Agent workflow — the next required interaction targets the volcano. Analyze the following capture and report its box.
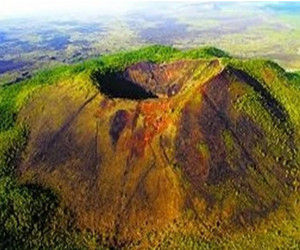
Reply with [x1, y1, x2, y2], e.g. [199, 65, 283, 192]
[2, 46, 299, 248]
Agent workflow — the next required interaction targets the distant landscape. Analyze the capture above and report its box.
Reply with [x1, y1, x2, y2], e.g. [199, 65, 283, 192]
[1, 2, 300, 85]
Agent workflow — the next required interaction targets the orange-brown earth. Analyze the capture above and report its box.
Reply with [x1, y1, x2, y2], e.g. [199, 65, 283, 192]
[17, 59, 297, 246]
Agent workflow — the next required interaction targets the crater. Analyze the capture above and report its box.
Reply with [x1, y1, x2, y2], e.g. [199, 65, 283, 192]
[92, 71, 158, 100]
[92, 60, 202, 100]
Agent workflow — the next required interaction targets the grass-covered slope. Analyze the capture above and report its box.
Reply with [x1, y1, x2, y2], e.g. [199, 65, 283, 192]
[0, 45, 299, 249]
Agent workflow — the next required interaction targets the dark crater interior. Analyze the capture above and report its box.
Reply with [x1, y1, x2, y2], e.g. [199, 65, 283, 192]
[92, 70, 158, 100]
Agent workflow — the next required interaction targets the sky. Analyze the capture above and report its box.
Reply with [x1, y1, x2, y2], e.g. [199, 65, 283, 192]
[0, 0, 136, 20]
[0, 0, 297, 20]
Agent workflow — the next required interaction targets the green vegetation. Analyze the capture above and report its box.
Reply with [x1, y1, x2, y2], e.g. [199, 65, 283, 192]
[0, 45, 299, 248]
[0, 123, 87, 248]
[178, 46, 231, 59]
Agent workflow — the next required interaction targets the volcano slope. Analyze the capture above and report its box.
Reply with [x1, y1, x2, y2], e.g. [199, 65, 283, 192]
[0, 46, 299, 248]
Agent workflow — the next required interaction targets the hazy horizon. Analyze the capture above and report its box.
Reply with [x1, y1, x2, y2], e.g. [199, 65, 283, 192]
[1, 1, 295, 20]
[1, 1, 299, 84]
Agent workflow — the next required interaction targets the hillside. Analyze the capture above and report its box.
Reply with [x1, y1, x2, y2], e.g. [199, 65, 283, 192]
[0, 45, 299, 248]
